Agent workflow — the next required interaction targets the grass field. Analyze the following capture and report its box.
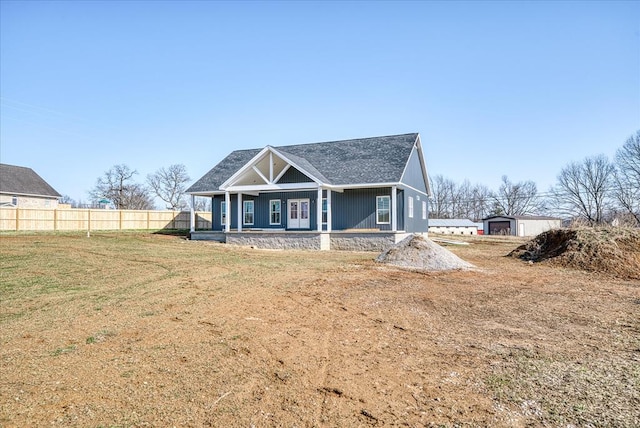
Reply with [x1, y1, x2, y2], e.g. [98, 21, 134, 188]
[1, 232, 638, 427]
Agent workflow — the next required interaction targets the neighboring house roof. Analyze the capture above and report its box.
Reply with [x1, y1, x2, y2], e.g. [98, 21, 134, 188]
[483, 215, 561, 221]
[0, 163, 61, 198]
[429, 219, 478, 227]
[188, 133, 423, 193]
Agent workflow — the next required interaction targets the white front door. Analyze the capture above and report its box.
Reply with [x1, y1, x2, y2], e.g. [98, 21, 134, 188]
[288, 199, 310, 229]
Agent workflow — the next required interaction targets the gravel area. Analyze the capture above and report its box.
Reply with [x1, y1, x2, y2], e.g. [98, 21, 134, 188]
[375, 234, 474, 271]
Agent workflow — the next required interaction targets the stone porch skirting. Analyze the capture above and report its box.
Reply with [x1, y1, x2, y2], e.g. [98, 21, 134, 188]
[189, 230, 419, 251]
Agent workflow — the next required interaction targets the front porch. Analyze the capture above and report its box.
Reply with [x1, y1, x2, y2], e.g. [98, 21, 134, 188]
[189, 229, 417, 251]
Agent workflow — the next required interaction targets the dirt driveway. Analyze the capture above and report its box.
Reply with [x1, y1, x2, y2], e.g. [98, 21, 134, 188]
[1, 233, 638, 427]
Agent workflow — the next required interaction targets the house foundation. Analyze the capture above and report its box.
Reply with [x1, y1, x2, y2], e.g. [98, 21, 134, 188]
[189, 230, 419, 251]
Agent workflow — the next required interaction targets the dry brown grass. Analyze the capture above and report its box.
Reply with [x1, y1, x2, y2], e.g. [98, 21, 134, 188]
[1, 232, 638, 427]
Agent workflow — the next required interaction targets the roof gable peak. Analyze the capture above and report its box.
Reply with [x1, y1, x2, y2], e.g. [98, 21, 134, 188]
[220, 145, 322, 190]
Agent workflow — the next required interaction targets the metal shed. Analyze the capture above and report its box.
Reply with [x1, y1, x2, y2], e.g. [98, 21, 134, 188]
[483, 215, 562, 237]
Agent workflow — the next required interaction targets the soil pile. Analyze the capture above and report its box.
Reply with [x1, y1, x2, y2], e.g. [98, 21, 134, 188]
[509, 227, 640, 280]
[376, 234, 474, 271]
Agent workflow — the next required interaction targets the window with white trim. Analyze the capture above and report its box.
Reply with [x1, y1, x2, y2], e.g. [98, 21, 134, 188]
[422, 201, 427, 220]
[408, 196, 414, 218]
[243, 200, 254, 225]
[270, 200, 281, 225]
[220, 201, 226, 225]
[376, 195, 390, 224]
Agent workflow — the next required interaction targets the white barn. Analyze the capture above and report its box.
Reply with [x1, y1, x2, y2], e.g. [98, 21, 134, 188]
[428, 218, 479, 235]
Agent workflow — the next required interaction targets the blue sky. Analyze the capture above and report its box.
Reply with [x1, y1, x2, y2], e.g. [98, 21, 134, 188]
[1, 0, 638, 205]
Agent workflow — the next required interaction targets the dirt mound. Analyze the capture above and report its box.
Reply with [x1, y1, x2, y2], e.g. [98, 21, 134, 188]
[509, 227, 640, 280]
[376, 234, 474, 271]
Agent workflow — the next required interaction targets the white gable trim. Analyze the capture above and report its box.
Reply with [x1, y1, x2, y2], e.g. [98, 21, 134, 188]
[220, 146, 271, 189]
[252, 165, 269, 184]
[220, 146, 324, 190]
[268, 146, 323, 185]
[225, 182, 319, 192]
[397, 183, 430, 197]
[398, 134, 431, 197]
[273, 164, 291, 184]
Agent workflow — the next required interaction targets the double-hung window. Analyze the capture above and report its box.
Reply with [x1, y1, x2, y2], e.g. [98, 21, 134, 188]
[243, 200, 254, 225]
[270, 200, 281, 225]
[422, 201, 427, 220]
[376, 195, 390, 224]
[408, 196, 414, 218]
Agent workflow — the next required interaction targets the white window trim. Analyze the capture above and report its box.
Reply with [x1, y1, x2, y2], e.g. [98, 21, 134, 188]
[422, 200, 427, 220]
[269, 199, 281, 225]
[408, 196, 414, 218]
[376, 195, 391, 225]
[243, 200, 254, 225]
[220, 201, 226, 225]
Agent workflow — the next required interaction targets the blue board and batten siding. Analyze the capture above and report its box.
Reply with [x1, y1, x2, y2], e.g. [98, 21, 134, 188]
[402, 188, 428, 232]
[277, 167, 315, 184]
[399, 146, 429, 233]
[211, 191, 318, 230]
[209, 188, 414, 232]
[401, 147, 428, 194]
[331, 188, 394, 231]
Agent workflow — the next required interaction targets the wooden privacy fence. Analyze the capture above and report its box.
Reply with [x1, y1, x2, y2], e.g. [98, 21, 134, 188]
[0, 207, 212, 232]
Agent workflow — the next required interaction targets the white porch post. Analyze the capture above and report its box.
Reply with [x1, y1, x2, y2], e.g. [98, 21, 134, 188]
[237, 192, 243, 232]
[326, 189, 332, 232]
[225, 191, 231, 233]
[317, 187, 323, 232]
[189, 194, 195, 233]
[391, 186, 397, 232]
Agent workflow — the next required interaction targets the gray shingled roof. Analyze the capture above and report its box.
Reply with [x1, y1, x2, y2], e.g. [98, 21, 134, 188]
[188, 133, 419, 193]
[0, 163, 61, 197]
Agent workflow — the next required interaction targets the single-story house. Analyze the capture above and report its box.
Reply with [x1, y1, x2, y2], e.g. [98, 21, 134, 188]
[428, 218, 479, 235]
[187, 133, 431, 251]
[0, 163, 61, 208]
[483, 215, 562, 237]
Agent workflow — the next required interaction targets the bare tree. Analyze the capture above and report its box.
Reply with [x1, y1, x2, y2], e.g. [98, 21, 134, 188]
[147, 164, 191, 210]
[192, 196, 212, 212]
[89, 164, 155, 209]
[121, 183, 156, 210]
[490, 175, 541, 216]
[613, 130, 640, 225]
[468, 183, 492, 221]
[59, 195, 76, 207]
[429, 175, 455, 218]
[552, 155, 615, 225]
[429, 175, 492, 220]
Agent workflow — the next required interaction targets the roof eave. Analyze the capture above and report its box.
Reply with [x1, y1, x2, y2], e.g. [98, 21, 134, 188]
[0, 191, 61, 199]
